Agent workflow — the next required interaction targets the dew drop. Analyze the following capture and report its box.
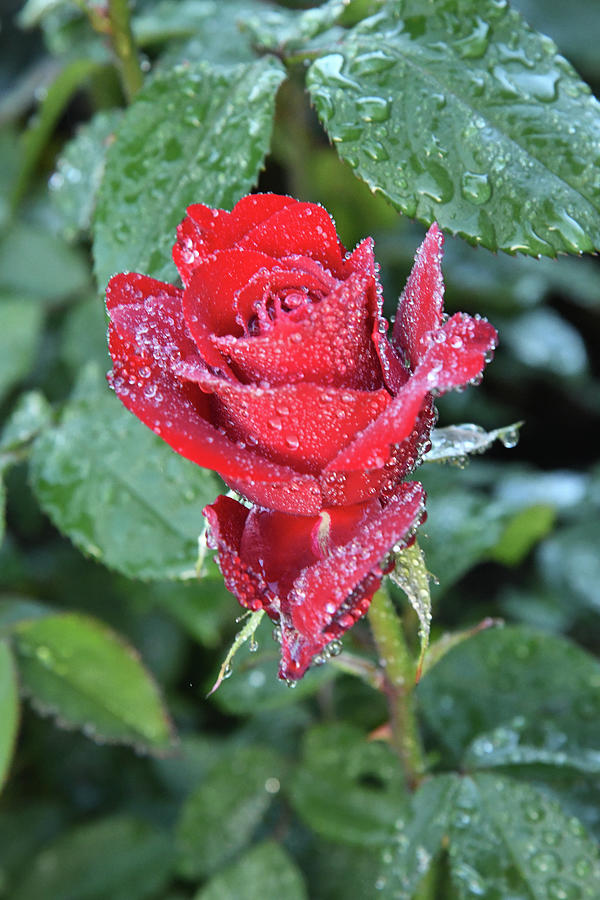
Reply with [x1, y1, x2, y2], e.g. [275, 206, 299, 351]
[461, 171, 492, 205]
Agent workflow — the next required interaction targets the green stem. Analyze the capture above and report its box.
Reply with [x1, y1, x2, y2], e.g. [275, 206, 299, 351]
[107, 0, 143, 102]
[368, 587, 425, 790]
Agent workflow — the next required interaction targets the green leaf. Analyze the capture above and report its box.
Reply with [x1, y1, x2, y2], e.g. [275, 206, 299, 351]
[93, 57, 286, 289]
[0, 223, 90, 303]
[377, 774, 459, 897]
[503, 308, 589, 376]
[13, 611, 174, 753]
[537, 521, 600, 614]
[389, 541, 432, 678]
[447, 775, 600, 899]
[11, 815, 173, 900]
[17, 0, 68, 28]
[308, 0, 600, 256]
[176, 745, 285, 878]
[424, 421, 523, 465]
[0, 596, 52, 635]
[418, 626, 600, 769]
[239, 0, 350, 53]
[380, 774, 600, 899]
[154, 0, 260, 70]
[50, 110, 122, 242]
[490, 503, 556, 566]
[512, 0, 600, 81]
[0, 391, 52, 456]
[60, 296, 110, 374]
[140, 576, 236, 648]
[30, 365, 218, 580]
[194, 841, 307, 900]
[0, 641, 19, 792]
[289, 723, 409, 847]
[0, 298, 44, 405]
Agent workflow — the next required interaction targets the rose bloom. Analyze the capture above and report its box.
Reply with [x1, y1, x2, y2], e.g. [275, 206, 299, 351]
[106, 194, 496, 680]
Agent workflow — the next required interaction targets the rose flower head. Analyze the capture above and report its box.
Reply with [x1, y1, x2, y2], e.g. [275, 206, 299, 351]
[106, 194, 497, 680]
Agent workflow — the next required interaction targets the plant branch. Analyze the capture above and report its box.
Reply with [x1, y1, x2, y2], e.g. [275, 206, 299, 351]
[368, 587, 425, 790]
[107, 0, 143, 102]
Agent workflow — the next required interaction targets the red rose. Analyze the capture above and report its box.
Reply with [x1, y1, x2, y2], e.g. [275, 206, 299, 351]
[106, 193, 497, 679]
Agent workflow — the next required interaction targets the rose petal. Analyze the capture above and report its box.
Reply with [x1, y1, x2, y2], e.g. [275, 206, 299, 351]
[108, 325, 322, 514]
[238, 201, 346, 275]
[203, 495, 280, 619]
[211, 270, 384, 389]
[174, 361, 391, 472]
[393, 223, 445, 370]
[173, 193, 295, 285]
[240, 501, 379, 596]
[106, 273, 197, 370]
[182, 249, 279, 373]
[280, 481, 426, 679]
[326, 313, 498, 471]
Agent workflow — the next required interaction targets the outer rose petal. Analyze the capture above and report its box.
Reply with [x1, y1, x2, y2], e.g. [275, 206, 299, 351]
[211, 271, 384, 390]
[203, 496, 280, 620]
[175, 360, 391, 472]
[173, 194, 295, 285]
[238, 201, 346, 275]
[326, 313, 498, 471]
[204, 482, 425, 681]
[282, 481, 425, 679]
[106, 273, 198, 370]
[106, 280, 324, 514]
[393, 223, 445, 369]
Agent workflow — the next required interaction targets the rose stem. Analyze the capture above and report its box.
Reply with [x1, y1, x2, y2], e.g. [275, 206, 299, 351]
[368, 587, 425, 790]
[107, 0, 143, 102]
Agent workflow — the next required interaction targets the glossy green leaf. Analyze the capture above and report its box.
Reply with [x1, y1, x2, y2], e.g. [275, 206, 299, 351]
[50, 110, 122, 242]
[93, 57, 286, 290]
[289, 723, 409, 847]
[418, 626, 600, 767]
[194, 841, 307, 900]
[239, 0, 350, 53]
[380, 774, 600, 899]
[154, 0, 260, 70]
[308, 0, 600, 256]
[0, 223, 90, 303]
[377, 774, 459, 897]
[30, 365, 218, 580]
[11, 815, 173, 900]
[13, 612, 174, 753]
[0, 299, 44, 405]
[447, 775, 600, 899]
[512, 0, 600, 80]
[0, 641, 19, 792]
[60, 296, 110, 374]
[176, 745, 285, 878]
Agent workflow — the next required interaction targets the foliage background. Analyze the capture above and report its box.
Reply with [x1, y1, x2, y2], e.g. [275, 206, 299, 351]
[1, 0, 600, 897]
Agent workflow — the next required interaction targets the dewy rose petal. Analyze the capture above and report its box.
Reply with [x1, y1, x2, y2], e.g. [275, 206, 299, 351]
[106, 193, 497, 680]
